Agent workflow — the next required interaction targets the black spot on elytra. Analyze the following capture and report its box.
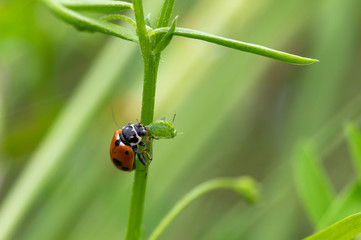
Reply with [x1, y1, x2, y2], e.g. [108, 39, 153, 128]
[115, 140, 120, 146]
[112, 159, 122, 166]
[122, 167, 129, 171]
[125, 151, 129, 155]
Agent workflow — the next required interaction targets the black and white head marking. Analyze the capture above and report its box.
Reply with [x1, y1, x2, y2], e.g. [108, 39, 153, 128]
[121, 123, 146, 147]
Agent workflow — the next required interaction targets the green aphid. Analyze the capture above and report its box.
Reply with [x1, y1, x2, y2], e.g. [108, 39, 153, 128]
[146, 120, 179, 139]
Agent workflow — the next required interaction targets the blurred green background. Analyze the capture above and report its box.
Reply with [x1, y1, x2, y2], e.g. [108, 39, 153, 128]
[0, 0, 361, 239]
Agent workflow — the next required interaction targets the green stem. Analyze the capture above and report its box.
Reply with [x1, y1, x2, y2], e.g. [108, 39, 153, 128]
[125, 0, 160, 239]
[148, 177, 258, 240]
[150, 27, 318, 65]
[133, 0, 151, 60]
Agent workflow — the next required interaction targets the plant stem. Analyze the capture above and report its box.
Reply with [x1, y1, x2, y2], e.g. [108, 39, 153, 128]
[148, 177, 258, 240]
[125, 57, 159, 240]
[125, 0, 160, 239]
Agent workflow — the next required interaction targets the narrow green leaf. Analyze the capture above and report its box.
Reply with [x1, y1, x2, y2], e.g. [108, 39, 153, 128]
[152, 16, 177, 54]
[145, 13, 153, 28]
[150, 27, 318, 65]
[155, 0, 176, 28]
[60, 0, 133, 13]
[293, 143, 335, 226]
[303, 212, 361, 240]
[316, 182, 361, 230]
[345, 123, 361, 179]
[43, 0, 138, 42]
[153, 0, 176, 49]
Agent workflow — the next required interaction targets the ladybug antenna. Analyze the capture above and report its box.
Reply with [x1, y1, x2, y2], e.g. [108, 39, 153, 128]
[111, 107, 121, 129]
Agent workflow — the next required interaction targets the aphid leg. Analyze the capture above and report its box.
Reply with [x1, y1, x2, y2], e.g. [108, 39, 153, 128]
[172, 113, 176, 125]
[144, 136, 151, 145]
[148, 140, 153, 160]
[145, 136, 158, 144]
[142, 151, 152, 161]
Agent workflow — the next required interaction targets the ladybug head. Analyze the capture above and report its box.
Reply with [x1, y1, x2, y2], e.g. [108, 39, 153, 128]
[121, 123, 147, 146]
[134, 123, 147, 137]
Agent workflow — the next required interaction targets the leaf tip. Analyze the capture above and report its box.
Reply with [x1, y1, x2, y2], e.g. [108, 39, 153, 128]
[295, 57, 319, 65]
[234, 177, 259, 203]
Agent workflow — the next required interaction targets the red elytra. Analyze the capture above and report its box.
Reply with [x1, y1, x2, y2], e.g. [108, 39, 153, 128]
[110, 129, 135, 171]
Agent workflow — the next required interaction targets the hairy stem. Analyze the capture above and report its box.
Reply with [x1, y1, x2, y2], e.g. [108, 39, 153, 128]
[125, 0, 160, 239]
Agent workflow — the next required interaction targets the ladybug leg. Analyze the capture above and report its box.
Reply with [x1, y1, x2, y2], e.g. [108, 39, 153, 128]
[133, 146, 147, 166]
[137, 142, 151, 162]
[137, 152, 147, 166]
[139, 137, 153, 161]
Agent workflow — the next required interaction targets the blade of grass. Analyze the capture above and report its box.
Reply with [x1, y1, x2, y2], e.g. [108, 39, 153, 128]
[0, 39, 136, 240]
[60, 1, 133, 13]
[293, 142, 335, 226]
[345, 123, 361, 179]
[304, 212, 361, 240]
[149, 27, 318, 65]
[316, 182, 361, 230]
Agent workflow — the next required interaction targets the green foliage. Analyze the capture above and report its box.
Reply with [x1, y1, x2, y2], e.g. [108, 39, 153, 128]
[2, 0, 360, 239]
[0, 39, 137, 240]
[43, 0, 138, 41]
[19, 0, 316, 239]
[316, 182, 361, 230]
[152, 16, 177, 54]
[297, 124, 361, 239]
[61, 1, 133, 13]
[293, 143, 335, 226]
[150, 27, 318, 65]
[304, 212, 361, 240]
[345, 123, 361, 179]
[43, 0, 317, 65]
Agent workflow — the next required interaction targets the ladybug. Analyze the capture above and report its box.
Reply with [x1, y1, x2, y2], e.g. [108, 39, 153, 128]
[110, 122, 148, 171]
